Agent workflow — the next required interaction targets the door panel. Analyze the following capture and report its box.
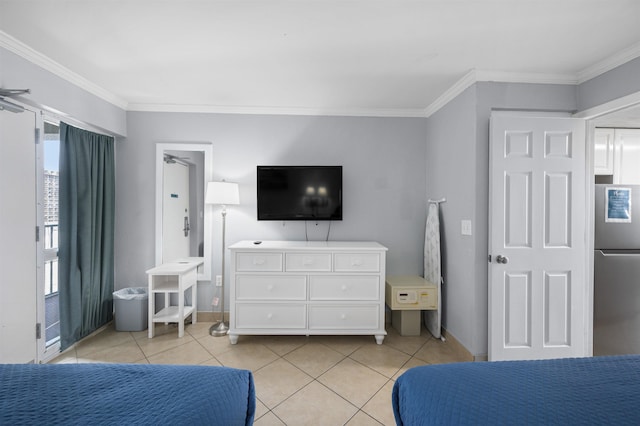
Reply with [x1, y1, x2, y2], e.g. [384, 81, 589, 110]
[545, 173, 571, 247]
[505, 172, 531, 247]
[0, 109, 37, 363]
[489, 114, 588, 361]
[504, 271, 531, 347]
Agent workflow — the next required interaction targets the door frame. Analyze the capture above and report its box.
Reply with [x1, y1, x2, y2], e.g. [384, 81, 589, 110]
[37, 113, 63, 363]
[574, 91, 640, 358]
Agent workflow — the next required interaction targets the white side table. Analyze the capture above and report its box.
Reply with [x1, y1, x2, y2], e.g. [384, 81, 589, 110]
[146, 259, 202, 338]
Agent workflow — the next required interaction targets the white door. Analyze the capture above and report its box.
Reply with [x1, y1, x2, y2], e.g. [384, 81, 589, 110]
[162, 161, 190, 262]
[0, 109, 37, 363]
[489, 114, 589, 361]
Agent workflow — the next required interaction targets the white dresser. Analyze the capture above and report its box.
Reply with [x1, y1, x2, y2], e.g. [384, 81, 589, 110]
[228, 241, 388, 344]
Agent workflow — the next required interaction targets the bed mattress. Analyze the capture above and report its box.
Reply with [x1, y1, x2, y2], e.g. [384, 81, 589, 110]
[0, 363, 255, 425]
[393, 355, 640, 425]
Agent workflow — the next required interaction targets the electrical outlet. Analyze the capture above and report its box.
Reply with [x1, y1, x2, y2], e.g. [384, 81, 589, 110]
[461, 220, 472, 236]
[215, 275, 222, 287]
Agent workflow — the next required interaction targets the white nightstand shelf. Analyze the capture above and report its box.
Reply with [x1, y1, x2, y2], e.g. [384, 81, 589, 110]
[146, 259, 203, 338]
[152, 305, 196, 323]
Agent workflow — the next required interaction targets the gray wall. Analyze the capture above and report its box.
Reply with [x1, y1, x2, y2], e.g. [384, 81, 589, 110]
[425, 85, 478, 353]
[0, 47, 126, 136]
[116, 112, 428, 311]
[578, 57, 640, 111]
[426, 82, 578, 357]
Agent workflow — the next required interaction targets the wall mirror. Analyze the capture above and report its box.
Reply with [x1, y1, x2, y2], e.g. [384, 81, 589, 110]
[155, 142, 213, 281]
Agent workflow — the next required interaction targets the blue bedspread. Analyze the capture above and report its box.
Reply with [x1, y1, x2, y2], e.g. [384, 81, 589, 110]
[393, 355, 640, 425]
[0, 363, 255, 425]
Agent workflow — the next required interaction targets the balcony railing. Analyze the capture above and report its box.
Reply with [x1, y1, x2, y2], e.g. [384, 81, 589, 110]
[44, 223, 60, 345]
[44, 223, 58, 296]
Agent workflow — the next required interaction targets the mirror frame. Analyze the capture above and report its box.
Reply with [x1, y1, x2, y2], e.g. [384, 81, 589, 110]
[155, 142, 213, 281]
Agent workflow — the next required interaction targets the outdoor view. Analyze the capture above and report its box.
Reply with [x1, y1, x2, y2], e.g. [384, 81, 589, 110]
[44, 121, 60, 346]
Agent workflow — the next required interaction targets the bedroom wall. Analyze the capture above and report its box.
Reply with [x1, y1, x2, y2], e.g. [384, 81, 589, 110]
[578, 56, 640, 111]
[426, 82, 578, 358]
[424, 85, 478, 354]
[0, 47, 126, 136]
[116, 112, 428, 312]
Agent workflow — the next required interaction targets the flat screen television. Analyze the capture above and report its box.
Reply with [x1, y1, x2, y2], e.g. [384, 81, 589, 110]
[257, 166, 342, 221]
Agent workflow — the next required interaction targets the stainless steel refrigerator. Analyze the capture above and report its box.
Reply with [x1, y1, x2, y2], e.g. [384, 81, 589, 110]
[594, 184, 640, 355]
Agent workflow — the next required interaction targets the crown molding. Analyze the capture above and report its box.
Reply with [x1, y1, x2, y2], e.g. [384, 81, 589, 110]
[423, 70, 478, 117]
[0, 30, 128, 110]
[424, 69, 578, 117]
[127, 102, 427, 118]
[577, 41, 640, 84]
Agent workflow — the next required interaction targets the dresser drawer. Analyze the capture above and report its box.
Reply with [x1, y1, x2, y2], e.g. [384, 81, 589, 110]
[309, 276, 379, 301]
[236, 253, 283, 272]
[235, 304, 306, 329]
[236, 275, 306, 300]
[334, 253, 380, 272]
[285, 253, 332, 272]
[308, 305, 379, 329]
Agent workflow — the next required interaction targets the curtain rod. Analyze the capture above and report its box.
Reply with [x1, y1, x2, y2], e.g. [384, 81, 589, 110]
[40, 109, 117, 139]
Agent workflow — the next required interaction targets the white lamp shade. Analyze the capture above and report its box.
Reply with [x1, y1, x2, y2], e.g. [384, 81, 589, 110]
[205, 181, 240, 205]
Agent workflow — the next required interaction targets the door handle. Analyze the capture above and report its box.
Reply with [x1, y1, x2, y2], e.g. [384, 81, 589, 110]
[495, 255, 509, 264]
[183, 216, 190, 237]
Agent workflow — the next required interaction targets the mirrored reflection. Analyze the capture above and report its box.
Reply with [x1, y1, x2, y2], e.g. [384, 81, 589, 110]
[161, 150, 204, 262]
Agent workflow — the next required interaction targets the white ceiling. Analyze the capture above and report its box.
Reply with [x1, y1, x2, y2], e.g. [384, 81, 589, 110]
[1, 0, 640, 117]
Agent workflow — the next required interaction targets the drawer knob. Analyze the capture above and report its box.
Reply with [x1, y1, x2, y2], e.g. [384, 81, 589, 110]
[253, 258, 265, 265]
[341, 314, 347, 320]
[351, 259, 363, 266]
[341, 285, 348, 291]
[267, 284, 274, 291]
[303, 257, 314, 265]
[267, 313, 273, 320]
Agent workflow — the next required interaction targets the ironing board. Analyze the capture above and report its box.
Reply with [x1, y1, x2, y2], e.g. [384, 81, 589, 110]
[424, 201, 442, 339]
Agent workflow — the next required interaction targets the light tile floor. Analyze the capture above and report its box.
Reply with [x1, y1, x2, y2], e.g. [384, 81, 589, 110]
[52, 322, 472, 425]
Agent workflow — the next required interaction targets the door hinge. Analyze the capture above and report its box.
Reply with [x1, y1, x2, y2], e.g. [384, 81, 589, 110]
[35, 127, 41, 144]
[36, 323, 41, 340]
[35, 226, 40, 242]
[488, 254, 492, 263]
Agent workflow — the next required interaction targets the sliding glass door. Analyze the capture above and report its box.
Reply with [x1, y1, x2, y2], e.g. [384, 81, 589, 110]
[38, 120, 61, 361]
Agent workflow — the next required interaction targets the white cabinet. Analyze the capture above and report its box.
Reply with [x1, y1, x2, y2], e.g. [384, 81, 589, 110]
[594, 128, 640, 184]
[594, 128, 615, 175]
[228, 241, 388, 344]
[614, 129, 640, 184]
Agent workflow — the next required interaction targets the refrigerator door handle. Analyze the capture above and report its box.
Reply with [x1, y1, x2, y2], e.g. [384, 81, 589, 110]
[598, 250, 640, 257]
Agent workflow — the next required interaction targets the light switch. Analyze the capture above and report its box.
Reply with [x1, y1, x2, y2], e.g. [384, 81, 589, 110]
[461, 220, 472, 236]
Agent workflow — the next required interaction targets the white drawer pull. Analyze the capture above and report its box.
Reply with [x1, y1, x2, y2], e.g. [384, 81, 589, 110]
[267, 313, 273, 320]
[351, 259, 363, 266]
[341, 285, 348, 291]
[253, 258, 266, 265]
[303, 257, 314, 265]
[267, 284, 274, 291]
[340, 314, 347, 320]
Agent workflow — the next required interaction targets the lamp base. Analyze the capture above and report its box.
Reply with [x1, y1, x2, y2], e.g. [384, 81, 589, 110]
[209, 321, 229, 337]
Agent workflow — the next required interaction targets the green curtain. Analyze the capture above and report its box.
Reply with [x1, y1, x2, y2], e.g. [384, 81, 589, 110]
[58, 122, 115, 351]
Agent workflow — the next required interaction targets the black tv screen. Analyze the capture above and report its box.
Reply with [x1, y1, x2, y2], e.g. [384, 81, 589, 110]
[257, 166, 342, 221]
